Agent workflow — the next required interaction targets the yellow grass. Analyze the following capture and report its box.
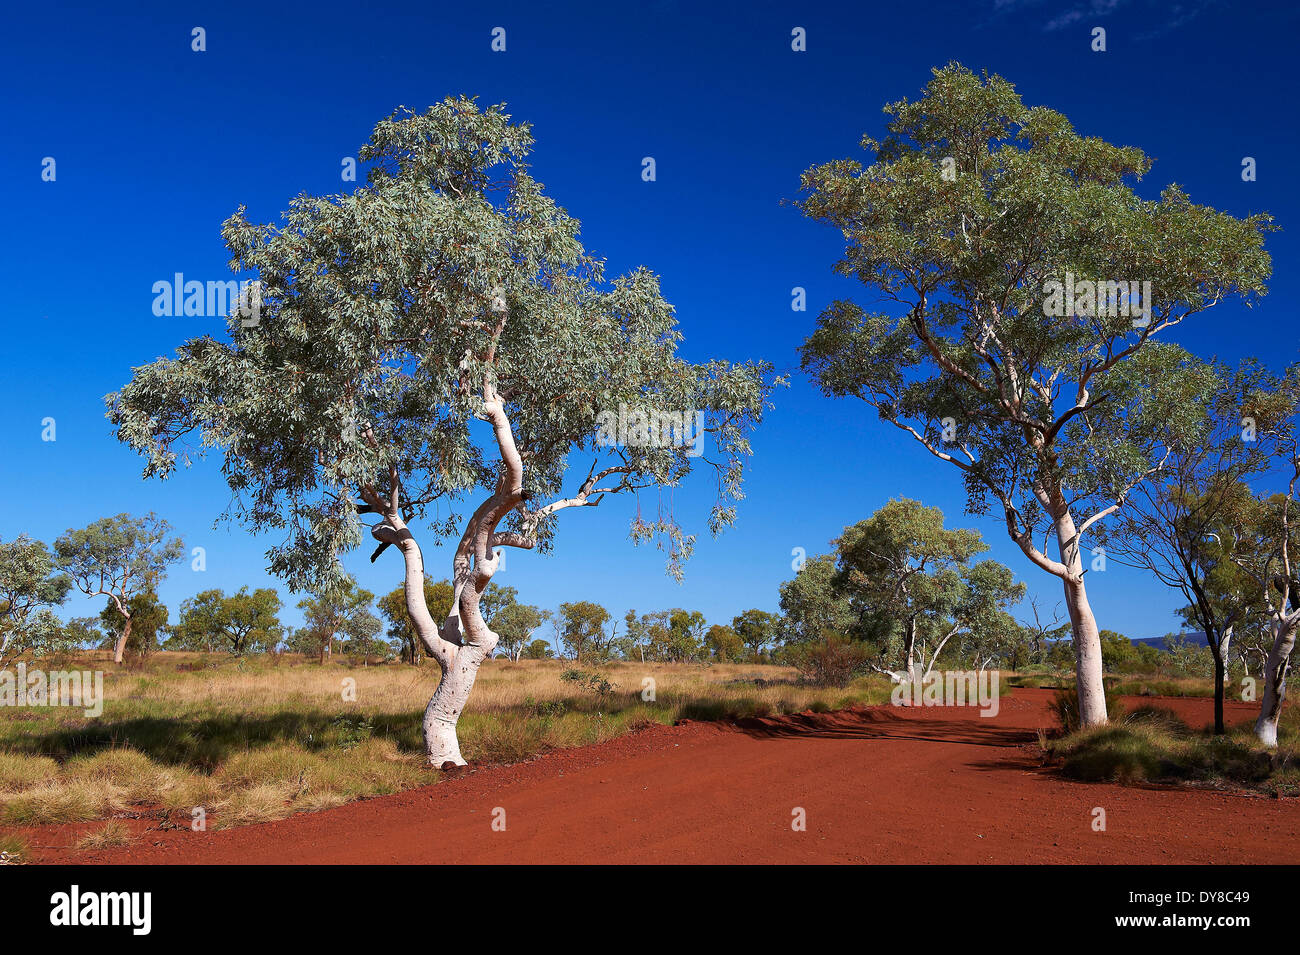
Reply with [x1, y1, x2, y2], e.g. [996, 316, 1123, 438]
[0, 652, 891, 835]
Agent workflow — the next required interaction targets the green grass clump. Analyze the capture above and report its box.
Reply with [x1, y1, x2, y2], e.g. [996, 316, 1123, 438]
[1051, 705, 1289, 791]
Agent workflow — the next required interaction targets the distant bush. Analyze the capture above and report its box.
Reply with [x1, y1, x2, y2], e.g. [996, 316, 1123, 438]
[560, 669, 617, 697]
[789, 634, 869, 688]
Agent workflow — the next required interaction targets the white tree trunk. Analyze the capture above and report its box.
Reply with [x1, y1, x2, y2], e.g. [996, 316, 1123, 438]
[1255, 617, 1297, 747]
[1062, 577, 1107, 726]
[1054, 509, 1107, 727]
[112, 613, 133, 665]
[903, 619, 918, 686]
[424, 642, 494, 766]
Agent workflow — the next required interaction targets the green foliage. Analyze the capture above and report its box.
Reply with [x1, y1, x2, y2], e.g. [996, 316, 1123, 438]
[171, 587, 284, 654]
[107, 99, 779, 594]
[777, 555, 855, 645]
[554, 601, 613, 662]
[832, 498, 1024, 672]
[622, 608, 707, 662]
[1052, 684, 1124, 733]
[520, 638, 554, 660]
[100, 591, 169, 663]
[559, 668, 617, 697]
[55, 514, 184, 610]
[493, 601, 549, 660]
[704, 623, 743, 662]
[731, 609, 777, 660]
[1099, 629, 1138, 671]
[0, 535, 71, 664]
[1162, 632, 1215, 678]
[292, 576, 380, 662]
[329, 715, 376, 750]
[1052, 708, 1285, 790]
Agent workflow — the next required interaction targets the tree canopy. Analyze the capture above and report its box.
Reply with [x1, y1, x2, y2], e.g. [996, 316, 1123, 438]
[108, 97, 778, 594]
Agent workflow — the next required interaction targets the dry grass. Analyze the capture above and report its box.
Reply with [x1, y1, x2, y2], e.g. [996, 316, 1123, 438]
[0, 652, 891, 834]
[1049, 704, 1300, 793]
[75, 820, 133, 850]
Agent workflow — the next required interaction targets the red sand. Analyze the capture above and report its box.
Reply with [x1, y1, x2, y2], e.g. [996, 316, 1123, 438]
[25, 688, 1299, 864]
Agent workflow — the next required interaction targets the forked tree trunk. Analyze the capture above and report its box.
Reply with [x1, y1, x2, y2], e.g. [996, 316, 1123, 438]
[112, 613, 133, 664]
[424, 639, 494, 766]
[1255, 618, 1297, 747]
[378, 498, 503, 768]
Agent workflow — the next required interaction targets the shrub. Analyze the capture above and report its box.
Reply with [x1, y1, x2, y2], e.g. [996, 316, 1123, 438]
[789, 634, 869, 688]
[559, 669, 616, 697]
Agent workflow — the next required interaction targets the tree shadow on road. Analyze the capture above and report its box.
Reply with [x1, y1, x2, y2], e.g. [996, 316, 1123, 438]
[730, 706, 1040, 749]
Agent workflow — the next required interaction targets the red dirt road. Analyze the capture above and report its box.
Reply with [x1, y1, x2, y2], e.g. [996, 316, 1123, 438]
[32, 688, 1300, 864]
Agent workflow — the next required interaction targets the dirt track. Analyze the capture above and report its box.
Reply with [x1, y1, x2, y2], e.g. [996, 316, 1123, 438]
[33, 688, 1300, 864]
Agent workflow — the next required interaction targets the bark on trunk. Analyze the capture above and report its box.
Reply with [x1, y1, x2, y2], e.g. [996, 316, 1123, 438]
[112, 614, 133, 665]
[1052, 507, 1107, 728]
[1207, 625, 1231, 737]
[1255, 618, 1296, 747]
[1062, 576, 1107, 727]
[424, 641, 493, 766]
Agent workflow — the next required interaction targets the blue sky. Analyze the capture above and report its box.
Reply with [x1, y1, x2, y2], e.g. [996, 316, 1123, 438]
[2, 0, 1296, 640]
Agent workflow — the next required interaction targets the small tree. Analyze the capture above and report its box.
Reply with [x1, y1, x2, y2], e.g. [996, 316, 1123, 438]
[776, 555, 856, 647]
[521, 638, 553, 660]
[1228, 453, 1300, 746]
[174, 587, 284, 655]
[0, 535, 71, 666]
[704, 623, 743, 662]
[108, 100, 776, 765]
[731, 609, 778, 662]
[101, 591, 168, 665]
[947, 560, 1027, 673]
[798, 64, 1273, 726]
[479, 583, 517, 627]
[494, 602, 549, 661]
[835, 498, 990, 682]
[662, 609, 706, 662]
[296, 577, 380, 664]
[555, 601, 613, 663]
[54, 514, 184, 664]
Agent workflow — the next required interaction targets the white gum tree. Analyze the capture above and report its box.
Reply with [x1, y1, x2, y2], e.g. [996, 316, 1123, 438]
[108, 99, 778, 766]
[797, 64, 1274, 727]
[1229, 443, 1300, 746]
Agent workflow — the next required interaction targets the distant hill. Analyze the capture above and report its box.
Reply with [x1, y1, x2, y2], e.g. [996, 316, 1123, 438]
[1129, 633, 1201, 653]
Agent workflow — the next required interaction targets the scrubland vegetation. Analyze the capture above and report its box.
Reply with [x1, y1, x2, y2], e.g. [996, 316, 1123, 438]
[0, 653, 892, 838]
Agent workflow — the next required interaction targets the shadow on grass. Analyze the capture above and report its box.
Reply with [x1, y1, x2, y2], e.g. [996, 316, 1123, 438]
[4, 710, 428, 769]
